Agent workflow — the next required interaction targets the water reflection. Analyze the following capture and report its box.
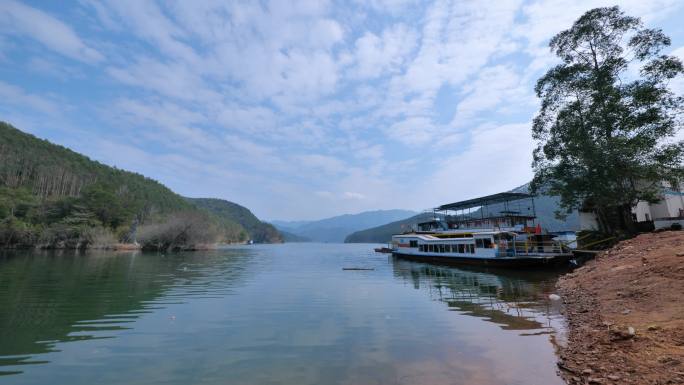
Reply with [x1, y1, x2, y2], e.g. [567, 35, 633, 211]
[390, 257, 562, 333]
[0, 244, 565, 385]
[0, 248, 256, 375]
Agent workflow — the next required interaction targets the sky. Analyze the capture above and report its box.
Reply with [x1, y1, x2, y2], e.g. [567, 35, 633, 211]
[1, 0, 683, 221]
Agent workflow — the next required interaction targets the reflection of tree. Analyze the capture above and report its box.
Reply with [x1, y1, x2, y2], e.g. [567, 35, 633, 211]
[391, 257, 559, 331]
[0, 248, 254, 375]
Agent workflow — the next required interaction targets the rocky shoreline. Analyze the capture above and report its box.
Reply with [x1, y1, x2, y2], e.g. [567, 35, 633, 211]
[556, 231, 684, 384]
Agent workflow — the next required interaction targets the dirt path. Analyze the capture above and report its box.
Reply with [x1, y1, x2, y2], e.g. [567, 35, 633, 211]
[556, 231, 684, 385]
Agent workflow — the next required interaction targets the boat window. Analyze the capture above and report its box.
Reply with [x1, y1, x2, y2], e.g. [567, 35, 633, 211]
[458, 244, 464, 253]
[428, 244, 434, 252]
[483, 239, 492, 248]
[469, 244, 475, 253]
[439, 245, 444, 253]
[409, 240, 418, 248]
[475, 239, 483, 248]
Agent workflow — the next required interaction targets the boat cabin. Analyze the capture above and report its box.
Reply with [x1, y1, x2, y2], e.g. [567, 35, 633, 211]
[391, 192, 571, 266]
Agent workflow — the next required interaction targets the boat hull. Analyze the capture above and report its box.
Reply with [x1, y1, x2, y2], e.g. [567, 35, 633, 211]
[392, 251, 572, 268]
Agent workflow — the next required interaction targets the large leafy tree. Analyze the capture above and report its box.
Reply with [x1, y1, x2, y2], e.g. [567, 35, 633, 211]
[531, 6, 684, 234]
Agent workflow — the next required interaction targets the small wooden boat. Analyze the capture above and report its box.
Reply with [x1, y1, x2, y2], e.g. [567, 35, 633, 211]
[374, 247, 393, 253]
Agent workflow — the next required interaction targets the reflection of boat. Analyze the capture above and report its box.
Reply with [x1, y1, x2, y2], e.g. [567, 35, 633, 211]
[391, 193, 573, 268]
[390, 257, 561, 332]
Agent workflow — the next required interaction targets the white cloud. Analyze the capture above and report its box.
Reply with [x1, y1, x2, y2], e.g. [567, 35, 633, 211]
[343, 191, 365, 200]
[2, 0, 684, 220]
[669, 46, 684, 96]
[0, 81, 60, 114]
[359, 0, 419, 13]
[423, 123, 535, 207]
[385, 116, 438, 146]
[296, 154, 347, 175]
[452, 65, 531, 124]
[352, 24, 417, 79]
[0, 0, 103, 63]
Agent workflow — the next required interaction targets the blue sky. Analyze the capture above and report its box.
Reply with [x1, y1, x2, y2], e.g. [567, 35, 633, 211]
[1, 0, 683, 220]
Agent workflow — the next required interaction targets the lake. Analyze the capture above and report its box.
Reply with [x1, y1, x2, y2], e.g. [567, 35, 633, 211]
[0, 243, 565, 385]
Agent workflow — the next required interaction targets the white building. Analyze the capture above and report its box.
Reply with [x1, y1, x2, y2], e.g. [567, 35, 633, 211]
[580, 181, 684, 231]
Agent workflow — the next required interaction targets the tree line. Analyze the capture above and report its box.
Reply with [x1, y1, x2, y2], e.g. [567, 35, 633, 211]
[0, 122, 281, 250]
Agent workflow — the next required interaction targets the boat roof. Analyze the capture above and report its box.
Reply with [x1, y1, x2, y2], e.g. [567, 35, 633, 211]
[437, 192, 533, 211]
[395, 229, 517, 236]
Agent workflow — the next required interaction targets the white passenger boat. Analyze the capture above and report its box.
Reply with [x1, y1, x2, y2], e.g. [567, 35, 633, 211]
[391, 193, 573, 268]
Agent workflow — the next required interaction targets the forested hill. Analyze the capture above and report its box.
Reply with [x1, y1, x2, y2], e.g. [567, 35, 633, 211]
[0, 122, 191, 214]
[0, 122, 279, 249]
[187, 198, 282, 243]
[343, 212, 437, 243]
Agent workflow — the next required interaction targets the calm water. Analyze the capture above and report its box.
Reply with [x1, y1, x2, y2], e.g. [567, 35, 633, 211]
[0, 243, 565, 385]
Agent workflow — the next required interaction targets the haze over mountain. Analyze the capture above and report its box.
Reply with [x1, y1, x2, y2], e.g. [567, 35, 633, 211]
[272, 209, 416, 243]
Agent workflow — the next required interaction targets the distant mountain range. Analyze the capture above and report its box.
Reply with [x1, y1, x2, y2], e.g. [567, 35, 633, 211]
[272, 209, 417, 243]
[344, 184, 580, 243]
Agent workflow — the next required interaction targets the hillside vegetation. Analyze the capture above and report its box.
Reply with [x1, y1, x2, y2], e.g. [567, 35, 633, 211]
[344, 213, 437, 243]
[187, 198, 282, 243]
[0, 122, 280, 249]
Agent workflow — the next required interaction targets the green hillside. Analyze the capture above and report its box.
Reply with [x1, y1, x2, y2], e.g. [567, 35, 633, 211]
[0, 121, 271, 249]
[187, 198, 282, 243]
[343, 213, 437, 243]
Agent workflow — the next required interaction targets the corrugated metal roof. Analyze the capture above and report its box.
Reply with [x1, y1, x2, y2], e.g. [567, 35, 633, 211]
[437, 192, 533, 211]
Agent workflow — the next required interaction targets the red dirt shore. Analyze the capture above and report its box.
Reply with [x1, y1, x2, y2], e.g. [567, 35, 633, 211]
[556, 231, 684, 385]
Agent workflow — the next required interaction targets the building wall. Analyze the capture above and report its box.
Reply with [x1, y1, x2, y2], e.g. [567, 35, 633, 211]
[633, 201, 652, 221]
[579, 211, 599, 231]
[659, 191, 684, 218]
[579, 182, 684, 231]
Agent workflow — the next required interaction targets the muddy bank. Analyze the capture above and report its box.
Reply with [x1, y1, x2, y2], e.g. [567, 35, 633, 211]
[556, 231, 684, 384]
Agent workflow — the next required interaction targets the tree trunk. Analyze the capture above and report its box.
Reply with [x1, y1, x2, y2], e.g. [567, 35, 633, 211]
[596, 204, 636, 236]
[617, 203, 636, 236]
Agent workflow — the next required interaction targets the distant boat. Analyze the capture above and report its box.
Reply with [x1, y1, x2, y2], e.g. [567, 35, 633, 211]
[374, 246, 392, 253]
[391, 193, 572, 268]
